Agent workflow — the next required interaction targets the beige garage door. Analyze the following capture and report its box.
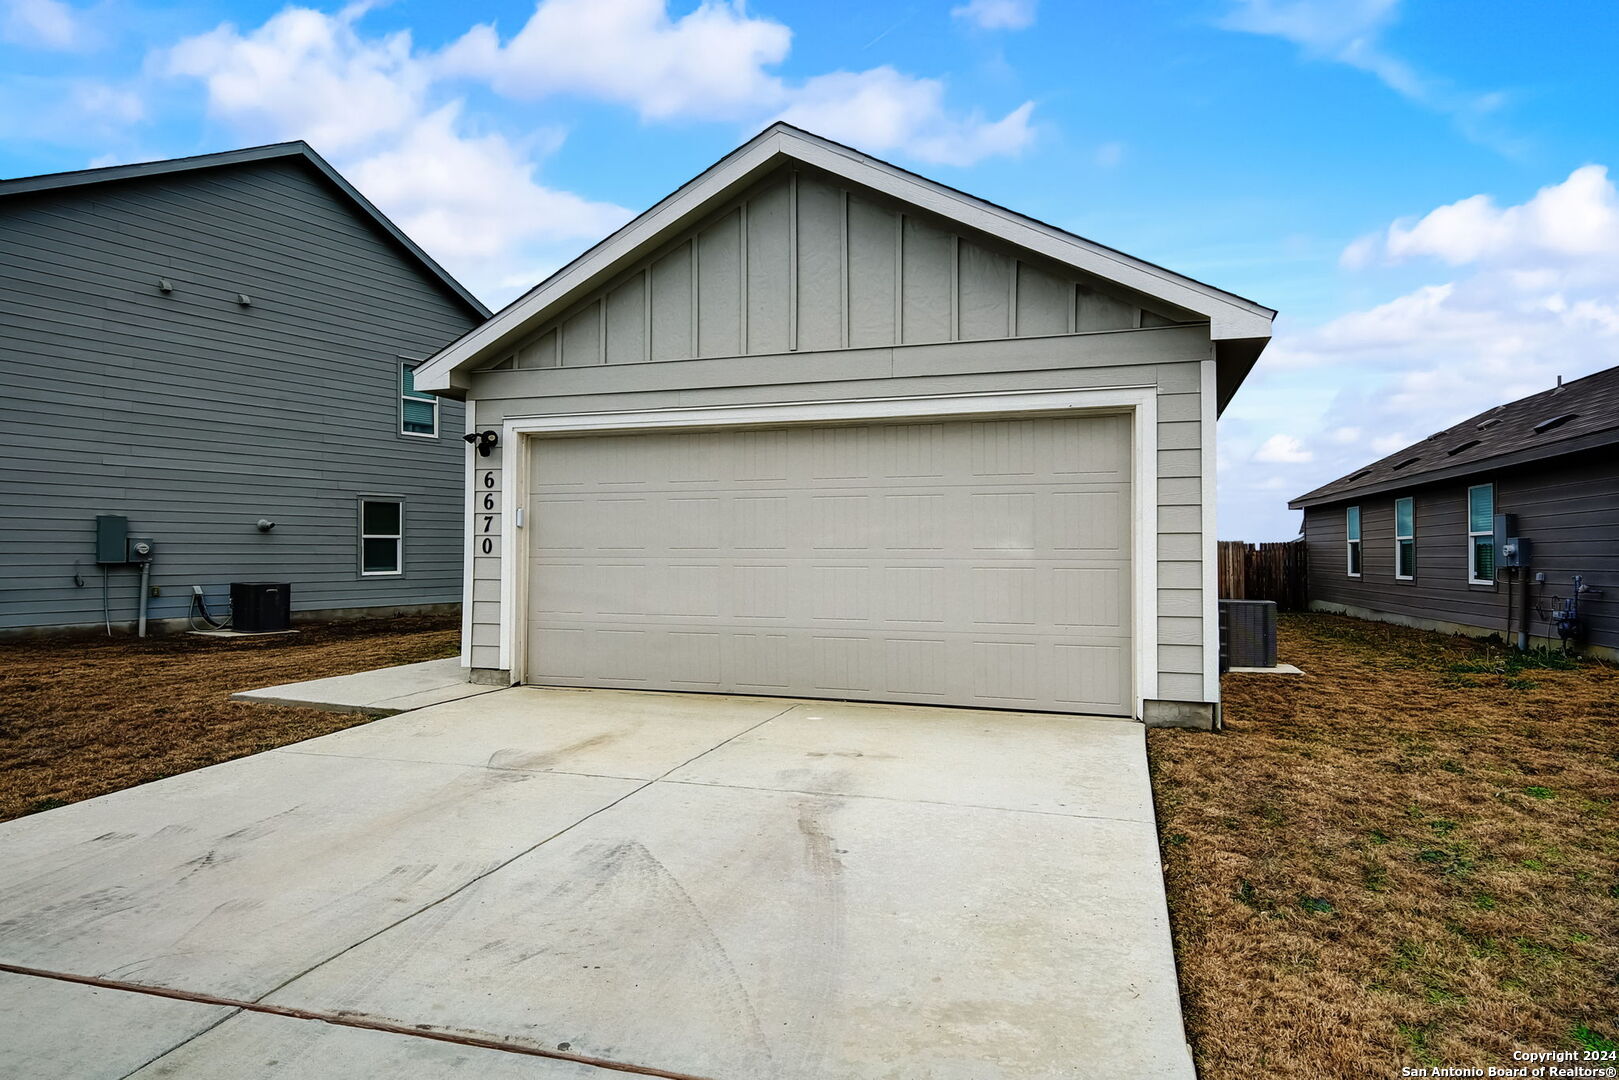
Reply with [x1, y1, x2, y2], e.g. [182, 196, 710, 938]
[525, 414, 1132, 715]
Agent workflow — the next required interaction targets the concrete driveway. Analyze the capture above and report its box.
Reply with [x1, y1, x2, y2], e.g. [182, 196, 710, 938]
[0, 687, 1193, 1079]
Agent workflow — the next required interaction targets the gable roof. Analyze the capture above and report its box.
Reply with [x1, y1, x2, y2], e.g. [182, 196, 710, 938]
[1290, 364, 1619, 509]
[413, 122, 1274, 398]
[0, 142, 490, 319]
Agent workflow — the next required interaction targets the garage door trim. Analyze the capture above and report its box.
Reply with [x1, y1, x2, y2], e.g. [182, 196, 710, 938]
[496, 386, 1160, 716]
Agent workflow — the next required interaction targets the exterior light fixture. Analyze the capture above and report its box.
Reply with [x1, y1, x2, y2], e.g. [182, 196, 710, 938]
[463, 430, 499, 457]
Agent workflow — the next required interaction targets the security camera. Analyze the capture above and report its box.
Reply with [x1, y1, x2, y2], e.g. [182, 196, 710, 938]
[462, 430, 500, 457]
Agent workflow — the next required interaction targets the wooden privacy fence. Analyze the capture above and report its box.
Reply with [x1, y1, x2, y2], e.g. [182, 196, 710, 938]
[1219, 539, 1309, 611]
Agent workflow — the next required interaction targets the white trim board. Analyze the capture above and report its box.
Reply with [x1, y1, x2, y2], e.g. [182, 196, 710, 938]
[458, 405, 477, 667]
[416, 124, 1274, 393]
[1199, 358, 1221, 705]
[495, 386, 1162, 719]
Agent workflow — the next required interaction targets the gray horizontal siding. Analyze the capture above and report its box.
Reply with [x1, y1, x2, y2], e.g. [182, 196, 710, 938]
[1303, 454, 1618, 651]
[0, 157, 482, 631]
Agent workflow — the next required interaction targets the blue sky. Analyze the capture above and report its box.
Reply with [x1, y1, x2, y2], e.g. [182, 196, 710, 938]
[4, 0, 1617, 539]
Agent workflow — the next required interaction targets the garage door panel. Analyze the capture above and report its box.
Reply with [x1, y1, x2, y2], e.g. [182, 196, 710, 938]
[733, 563, 790, 619]
[528, 417, 1132, 715]
[1052, 644, 1128, 710]
[526, 624, 1131, 709]
[883, 637, 952, 696]
[733, 496, 788, 549]
[667, 632, 723, 687]
[533, 560, 1127, 634]
[731, 632, 791, 688]
[1052, 567, 1127, 628]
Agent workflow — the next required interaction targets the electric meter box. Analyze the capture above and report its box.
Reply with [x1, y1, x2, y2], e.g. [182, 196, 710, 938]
[1495, 514, 1530, 568]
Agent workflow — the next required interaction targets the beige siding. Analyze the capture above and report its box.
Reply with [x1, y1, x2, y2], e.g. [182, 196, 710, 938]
[483, 167, 1187, 373]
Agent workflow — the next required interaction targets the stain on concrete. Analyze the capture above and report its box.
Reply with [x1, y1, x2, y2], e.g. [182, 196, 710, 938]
[486, 731, 621, 773]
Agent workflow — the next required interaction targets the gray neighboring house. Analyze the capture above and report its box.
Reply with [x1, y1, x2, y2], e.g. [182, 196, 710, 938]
[0, 143, 490, 634]
[415, 124, 1275, 727]
[1291, 365, 1619, 659]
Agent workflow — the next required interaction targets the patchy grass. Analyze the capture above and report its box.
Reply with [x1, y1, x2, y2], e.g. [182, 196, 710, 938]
[1148, 613, 1619, 1079]
[0, 615, 459, 822]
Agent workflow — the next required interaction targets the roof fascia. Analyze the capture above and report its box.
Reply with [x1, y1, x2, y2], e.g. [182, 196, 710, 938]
[1289, 425, 1619, 508]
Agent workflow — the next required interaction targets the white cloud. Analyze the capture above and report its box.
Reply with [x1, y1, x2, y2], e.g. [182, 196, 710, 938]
[1221, 0, 1397, 54]
[1220, 164, 1619, 539]
[437, 0, 790, 121]
[166, 6, 429, 152]
[1377, 165, 1619, 267]
[1253, 433, 1313, 463]
[775, 69, 1034, 167]
[1219, 0, 1516, 152]
[951, 0, 1037, 31]
[161, 1, 1037, 303]
[346, 104, 629, 279]
[1094, 141, 1125, 168]
[163, 5, 630, 304]
[70, 80, 143, 124]
[1, 0, 84, 50]
[439, 0, 1034, 167]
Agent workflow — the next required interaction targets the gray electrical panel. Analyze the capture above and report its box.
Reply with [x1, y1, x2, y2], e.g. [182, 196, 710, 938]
[1495, 513, 1530, 568]
[126, 537, 156, 564]
[95, 515, 128, 564]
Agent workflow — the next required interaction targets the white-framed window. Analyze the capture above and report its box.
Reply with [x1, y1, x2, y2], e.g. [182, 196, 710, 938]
[359, 497, 403, 576]
[1394, 496, 1415, 580]
[1468, 483, 1495, 585]
[401, 362, 438, 437]
[1346, 505, 1362, 577]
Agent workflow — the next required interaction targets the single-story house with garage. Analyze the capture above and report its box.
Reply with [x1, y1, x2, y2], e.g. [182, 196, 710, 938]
[0, 143, 488, 635]
[414, 123, 1275, 727]
[1290, 365, 1618, 660]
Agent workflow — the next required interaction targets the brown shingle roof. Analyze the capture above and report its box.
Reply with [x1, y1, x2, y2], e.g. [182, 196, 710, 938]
[1289, 364, 1619, 509]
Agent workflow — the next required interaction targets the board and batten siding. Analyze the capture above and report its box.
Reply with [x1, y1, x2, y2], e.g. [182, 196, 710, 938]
[1302, 454, 1619, 655]
[464, 325, 1215, 704]
[482, 166, 1182, 374]
[0, 157, 482, 631]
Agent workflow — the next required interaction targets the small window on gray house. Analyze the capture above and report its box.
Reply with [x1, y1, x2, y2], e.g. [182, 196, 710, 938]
[1346, 506, 1362, 577]
[401, 362, 438, 437]
[1468, 484, 1495, 584]
[1394, 496, 1415, 580]
[360, 498, 403, 576]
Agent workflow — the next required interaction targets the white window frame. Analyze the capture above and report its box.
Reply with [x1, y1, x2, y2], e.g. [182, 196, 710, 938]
[359, 496, 404, 577]
[1345, 505, 1362, 578]
[400, 361, 439, 439]
[1468, 483, 1495, 585]
[1394, 496, 1415, 581]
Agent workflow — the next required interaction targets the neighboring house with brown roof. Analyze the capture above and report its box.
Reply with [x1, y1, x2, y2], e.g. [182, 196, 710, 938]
[1290, 365, 1619, 659]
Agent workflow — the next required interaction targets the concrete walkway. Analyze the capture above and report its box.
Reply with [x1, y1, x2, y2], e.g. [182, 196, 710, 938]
[230, 657, 498, 714]
[0, 688, 1193, 1079]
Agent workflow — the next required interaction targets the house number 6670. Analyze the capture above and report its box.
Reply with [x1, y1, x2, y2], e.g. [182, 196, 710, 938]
[481, 472, 496, 553]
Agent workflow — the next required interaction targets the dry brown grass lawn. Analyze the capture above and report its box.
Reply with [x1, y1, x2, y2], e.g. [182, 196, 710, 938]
[1149, 613, 1619, 1079]
[0, 615, 459, 822]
